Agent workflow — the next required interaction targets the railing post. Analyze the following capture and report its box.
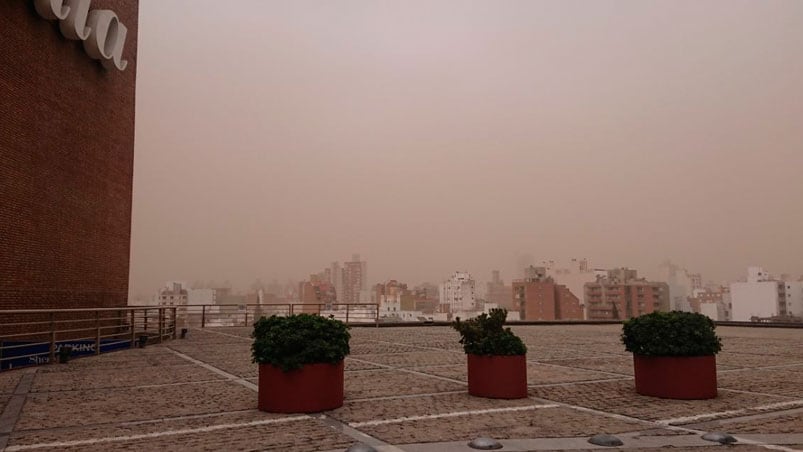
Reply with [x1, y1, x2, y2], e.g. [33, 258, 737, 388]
[49, 312, 56, 363]
[376, 304, 379, 328]
[244, 308, 248, 327]
[172, 308, 177, 339]
[95, 310, 101, 355]
[130, 309, 136, 348]
[158, 308, 164, 343]
[201, 305, 206, 328]
[289, 304, 294, 315]
[345, 304, 350, 325]
[144, 309, 148, 332]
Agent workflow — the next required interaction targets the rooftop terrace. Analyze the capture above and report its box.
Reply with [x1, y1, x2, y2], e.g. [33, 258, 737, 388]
[1, 324, 802, 451]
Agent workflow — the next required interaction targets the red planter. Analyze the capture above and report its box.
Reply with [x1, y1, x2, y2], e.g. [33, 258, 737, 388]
[633, 354, 717, 400]
[258, 361, 344, 413]
[467, 354, 527, 399]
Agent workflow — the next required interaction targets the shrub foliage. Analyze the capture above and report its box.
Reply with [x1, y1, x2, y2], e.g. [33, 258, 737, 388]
[251, 314, 351, 371]
[452, 308, 527, 356]
[621, 311, 722, 357]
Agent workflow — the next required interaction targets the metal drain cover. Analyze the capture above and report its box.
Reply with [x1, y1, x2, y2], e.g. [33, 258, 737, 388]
[588, 434, 624, 447]
[345, 443, 377, 452]
[468, 437, 503, 450]
[702, 432, 737, 444]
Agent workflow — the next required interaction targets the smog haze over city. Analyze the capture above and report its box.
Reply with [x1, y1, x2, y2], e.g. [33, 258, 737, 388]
[130, 0, 803, 298]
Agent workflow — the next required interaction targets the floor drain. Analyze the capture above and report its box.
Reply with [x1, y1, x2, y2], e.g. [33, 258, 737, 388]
[345, 442, 377, 452]
[588, 434, 624, 447]
[702, 432, 737, 444]
[468, 437, 503, 450]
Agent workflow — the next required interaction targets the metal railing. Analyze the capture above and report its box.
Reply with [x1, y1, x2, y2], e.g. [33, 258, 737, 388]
[170, 303, 380, 328]
[0, 307, 177, 371]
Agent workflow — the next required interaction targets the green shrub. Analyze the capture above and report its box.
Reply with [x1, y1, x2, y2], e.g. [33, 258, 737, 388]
[452, 308, 527, 356]
[251, 314, 350, 371]
[621, 311, 722, 356]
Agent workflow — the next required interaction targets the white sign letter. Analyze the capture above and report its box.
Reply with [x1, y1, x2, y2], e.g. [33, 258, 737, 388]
[34, 0, 70, 20]
[103, 21, 128, 71]
[59, 0, 92, 40]
[83, 10, 118, 62]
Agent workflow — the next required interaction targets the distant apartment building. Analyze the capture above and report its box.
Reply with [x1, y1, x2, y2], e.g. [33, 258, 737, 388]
[543, 258, 602, 319]
[440, 272, 476, 313]
[158, 281, 188, 307]
[730, 266, 803, 322]
[585, 268, 669, 320]
[687, 286, 731, 321]
[513, 267, 584, 320]
[659, 261, 699, 311]
[342, 254, 368, 303]
[486, 270, 513, 310]
[375, 280, 423, 320]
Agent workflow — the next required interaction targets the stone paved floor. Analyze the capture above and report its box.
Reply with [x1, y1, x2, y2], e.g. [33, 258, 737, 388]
[1, 324, 802, 451]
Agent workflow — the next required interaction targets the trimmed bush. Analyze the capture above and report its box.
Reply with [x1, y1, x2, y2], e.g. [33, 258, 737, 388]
[621, 311, 722, 357]
[252, 314, 350, 372]
[452, 308, 527, 356]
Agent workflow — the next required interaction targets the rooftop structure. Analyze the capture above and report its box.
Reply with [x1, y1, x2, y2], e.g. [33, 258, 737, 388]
[1, 324, 801, 450]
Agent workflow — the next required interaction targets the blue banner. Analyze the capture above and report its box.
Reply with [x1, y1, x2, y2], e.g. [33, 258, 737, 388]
[0, 339, 132, 370]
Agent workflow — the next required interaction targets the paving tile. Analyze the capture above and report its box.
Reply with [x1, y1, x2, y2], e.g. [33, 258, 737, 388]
[359, 406, 645, 444]
[10, 418, 352, 452]
[15, 380, 256, 430]
[329, 392, 536, 423]
[694, 413, 803, 434]
[540, 356, 634, 376]
[349, 342, 423, 355]
[31, 363, 224, 392]
[719, 368, 803, 398]
[354, 351, 465, 368]
[345, 369, 464, 399]
[0, 371, 22, 394]
[530, 379, 788, 422]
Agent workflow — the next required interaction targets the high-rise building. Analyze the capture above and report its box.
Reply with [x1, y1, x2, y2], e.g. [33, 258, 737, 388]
[1, 1, 139, 312]
[486, 270, 513, 310]
[730, 266, 803, 321]
[585, 268, 669, 320]
[513, 267, 583, 320]
[341, 254, 367, 303]
[439, 272, 476, 313]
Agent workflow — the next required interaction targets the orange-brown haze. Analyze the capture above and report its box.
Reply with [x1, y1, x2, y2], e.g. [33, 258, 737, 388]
[130, 0, 803, 298]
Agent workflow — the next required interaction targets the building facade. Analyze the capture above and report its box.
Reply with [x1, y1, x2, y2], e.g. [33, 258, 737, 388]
[585, 268, 669, 320]
[730, 266, 803, 321]
[341, 254, 367, 303]
[486, 270, 513, 310]
[513, 267, 584, 320]
[1, 1, 139, 311]
[439, 272, 476, 313]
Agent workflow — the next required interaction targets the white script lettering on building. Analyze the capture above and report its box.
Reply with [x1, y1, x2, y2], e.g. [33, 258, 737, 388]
[34, 0, 128, 71]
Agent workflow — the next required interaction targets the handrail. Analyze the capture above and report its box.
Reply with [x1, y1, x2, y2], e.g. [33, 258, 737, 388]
[0, 306, 177, 372]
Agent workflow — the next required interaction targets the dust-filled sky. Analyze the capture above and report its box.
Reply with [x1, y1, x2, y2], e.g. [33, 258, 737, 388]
[130, 0, 803, 298]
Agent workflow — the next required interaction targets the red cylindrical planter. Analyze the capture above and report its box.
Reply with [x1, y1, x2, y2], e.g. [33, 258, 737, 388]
[258, 361, 344, 413]
[467, 354, 527, 399]
[633, 355, 717, 400]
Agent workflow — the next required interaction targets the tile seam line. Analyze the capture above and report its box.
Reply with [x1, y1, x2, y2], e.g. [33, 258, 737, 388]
[527, 395, 800, 452]
[165, 345, 393, 449]
[2, 416, 309, 451]
[349, 404, 561, 427]
[165, 347, 257, 391]
[0, 369, 37, 450]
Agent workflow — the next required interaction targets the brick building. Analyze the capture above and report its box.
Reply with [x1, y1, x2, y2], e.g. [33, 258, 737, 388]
[584, 268, 670, 320]
[512, 267, 584, 320]
[1, 1, 139, 311]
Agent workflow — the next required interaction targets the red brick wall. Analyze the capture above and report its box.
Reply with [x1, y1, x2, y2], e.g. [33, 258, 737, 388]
[555, 285, 584, 320]
[0, 1, 138, 310]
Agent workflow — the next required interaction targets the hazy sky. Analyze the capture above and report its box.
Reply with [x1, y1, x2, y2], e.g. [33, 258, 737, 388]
[130, 0, 803, 297]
